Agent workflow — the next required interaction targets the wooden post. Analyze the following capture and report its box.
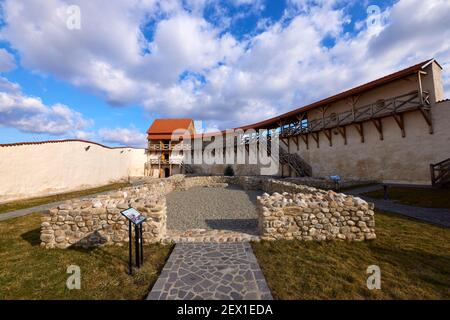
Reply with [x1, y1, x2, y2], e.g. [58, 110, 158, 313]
[158, 160, 161, 178]
[353, 123, 364, 143]
[430, 164, 436, 186]
[418, 71, 424, 105]
[338, 126, 347, 145]
[300, 134, 309, 150]
[418, 71, 433, 134]
[372, 119, 384, 140]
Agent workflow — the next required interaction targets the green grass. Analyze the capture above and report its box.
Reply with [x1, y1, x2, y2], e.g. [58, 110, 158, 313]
[252, 211, 450, 300]
[364, 187, 450, 209]
[0, 213, 172, 300]
[0, 183, 131, 215]
[2, 209, 449, 300]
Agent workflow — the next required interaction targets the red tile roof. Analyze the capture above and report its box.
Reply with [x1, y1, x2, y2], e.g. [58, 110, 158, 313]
[145, 59, 437, 141]
[147, 118, 194, 140]
[236, 59, 434, 131]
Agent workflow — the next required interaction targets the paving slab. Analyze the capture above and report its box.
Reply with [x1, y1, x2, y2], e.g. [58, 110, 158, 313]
[147, 242, 273, 300]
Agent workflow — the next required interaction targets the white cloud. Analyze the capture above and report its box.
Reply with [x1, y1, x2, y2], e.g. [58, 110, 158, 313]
[0, 0, 449, 131]
[0, 48, 16, 72]
[0, 77, 92, 134]
[99, 127, 147, 147]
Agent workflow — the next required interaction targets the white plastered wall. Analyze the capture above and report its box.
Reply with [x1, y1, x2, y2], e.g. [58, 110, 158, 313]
[0, 141, 146, 202]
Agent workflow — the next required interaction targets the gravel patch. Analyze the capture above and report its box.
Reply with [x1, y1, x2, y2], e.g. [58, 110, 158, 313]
[166, 184, 263, 232]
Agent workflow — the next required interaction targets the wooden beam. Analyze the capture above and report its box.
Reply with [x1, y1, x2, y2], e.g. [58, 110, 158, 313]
[320, 105, 329, 130]
[292, 136, 299, 151]
[311, 132, 320, 148]
[300, 134, 309, 150]
[392, 113, 406, 137]
[281, 138, 289, 148]
[417, 71, 424, 105]
[418, 106, 434, 134]
[296, 113, 307, 122]
[278, 120, 285, 132]
[337, 126, 347, 145]
[371, 118, 384, 140]
[353, 123, 364, 143]
[347, 95, 360, 121]
[417, 72, 433, 134]
[323, 129, 332, 147]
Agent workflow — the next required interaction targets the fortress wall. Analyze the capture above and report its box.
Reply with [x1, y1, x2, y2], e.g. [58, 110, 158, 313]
[0, 140, 146, 203]
[292, 100, 450, 185]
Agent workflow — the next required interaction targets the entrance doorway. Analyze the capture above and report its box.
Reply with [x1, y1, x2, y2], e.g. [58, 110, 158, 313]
[164, 167, 170, 178]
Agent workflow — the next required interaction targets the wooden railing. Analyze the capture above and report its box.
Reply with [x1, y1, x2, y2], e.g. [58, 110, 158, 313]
[430, 158, 450, 187]
[280, 90, 430, 138]
[147, 159, 183, 165]
[147, 143, 191, 151]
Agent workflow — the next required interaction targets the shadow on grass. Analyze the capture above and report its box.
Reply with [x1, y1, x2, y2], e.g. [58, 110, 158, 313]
[21, 228, 127, 269]
[20, 227, 41, 246]
[368, 244, 450, 288]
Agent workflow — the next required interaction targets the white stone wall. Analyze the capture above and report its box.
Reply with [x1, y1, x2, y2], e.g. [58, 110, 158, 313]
[292, 101, 450, 185]
[0, 140, 146, 203]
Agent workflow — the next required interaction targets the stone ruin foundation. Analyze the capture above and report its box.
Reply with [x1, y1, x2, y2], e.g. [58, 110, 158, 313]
[40, 175, 376, 249]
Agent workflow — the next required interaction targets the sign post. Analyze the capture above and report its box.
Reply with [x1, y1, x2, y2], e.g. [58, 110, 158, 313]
[121, 208, 147, 275]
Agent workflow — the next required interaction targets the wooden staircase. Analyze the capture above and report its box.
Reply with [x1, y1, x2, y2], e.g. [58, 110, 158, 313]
[430, 158, 450, 187]
[278, 148, 312, 177]
[266, 140, 312, 177]
[181, 162, 194, 174]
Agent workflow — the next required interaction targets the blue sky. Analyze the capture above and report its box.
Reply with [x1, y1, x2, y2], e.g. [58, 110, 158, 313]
[0, 0, 449, 147]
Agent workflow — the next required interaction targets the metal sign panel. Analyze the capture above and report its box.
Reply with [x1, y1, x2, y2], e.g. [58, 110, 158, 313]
[121, 208, 146, 225]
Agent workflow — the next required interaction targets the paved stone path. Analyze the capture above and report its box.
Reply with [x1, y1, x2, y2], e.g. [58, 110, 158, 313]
[0, 183, 142, 222]
[147, 242, 273, 300]
[0, 201, 63, 222]
[347, 185, 450, 228]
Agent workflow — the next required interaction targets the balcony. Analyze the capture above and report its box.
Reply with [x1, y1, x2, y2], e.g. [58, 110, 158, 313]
[280, 90, 431, 138]
[147, 143, 191, 151]
[146, 159, 183, 166]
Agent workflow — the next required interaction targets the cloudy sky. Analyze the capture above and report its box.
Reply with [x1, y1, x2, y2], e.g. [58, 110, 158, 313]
[0, 0, 449, 147]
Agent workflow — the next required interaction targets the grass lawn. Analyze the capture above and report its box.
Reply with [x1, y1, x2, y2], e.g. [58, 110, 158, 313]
[0, 182, 131, 215]
[364, 187, 450, 209]
[252, 211, 450, 300]
[0, 213, 172, 300]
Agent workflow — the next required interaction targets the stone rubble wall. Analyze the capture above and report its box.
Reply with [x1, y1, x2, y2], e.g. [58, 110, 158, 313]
[41, 175, 376, 248]
[41, 185, 167, 249]
[257, 191, 376, 241]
